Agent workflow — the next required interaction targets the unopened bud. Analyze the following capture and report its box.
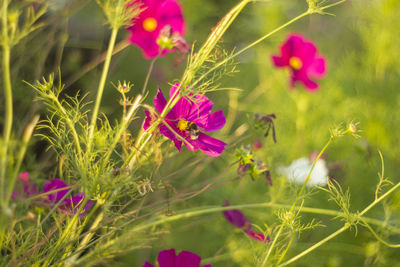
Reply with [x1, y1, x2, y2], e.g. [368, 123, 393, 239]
[348, 123, 357, 133]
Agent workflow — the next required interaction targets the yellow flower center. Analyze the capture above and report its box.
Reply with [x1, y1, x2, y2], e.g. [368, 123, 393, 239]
[142, 17, 158, 32]
[177, 119, 189, 131]
[289, 57, 303, 70]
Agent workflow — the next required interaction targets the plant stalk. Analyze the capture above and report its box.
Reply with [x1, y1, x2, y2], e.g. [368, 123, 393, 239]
[1, 0, 13, 202]
[87, 27, 119, 152]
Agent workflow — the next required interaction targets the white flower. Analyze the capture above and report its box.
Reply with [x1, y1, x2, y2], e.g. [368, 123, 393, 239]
[279, 157, 328, 187]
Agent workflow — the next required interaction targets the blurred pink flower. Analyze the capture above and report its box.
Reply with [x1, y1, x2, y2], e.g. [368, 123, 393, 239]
[43, 179, 92, 217]
[272, 34, 326, 91]
[127, 0, 186, 58]
[144, 84, 226, 157]
[223, 201, 268, 242]
[11, 172, 39, 200]
[143, 248, 211, 267]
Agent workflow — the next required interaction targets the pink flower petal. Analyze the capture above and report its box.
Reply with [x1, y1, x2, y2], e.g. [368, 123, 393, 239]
[154, 88, 168, 113]
[60, 193, 93, 218]
[203, 110, 225, 132]
[223, 200, 250, 229]
[188, 132, 226, 157]
[159, 123, 183, 151]
[246, 231, 266, 242]
[187, 95, 214, 121]
[43, 179, 70, 203]
[271, 55, 288, 67]
[18, 172, 29, 182]
[157, 0, 186, 34]
[308, 56, 326, 78]
[158, 248, 176, 267]
[176, 250, 202, 267]
[144, 110, 153, 130]
[142, 262, 155, 267]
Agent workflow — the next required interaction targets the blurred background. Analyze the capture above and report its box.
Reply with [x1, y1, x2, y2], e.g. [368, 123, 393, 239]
[3, 0, 400, 266]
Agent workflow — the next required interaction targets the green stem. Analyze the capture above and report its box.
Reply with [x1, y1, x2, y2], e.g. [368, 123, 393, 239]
[275, 231, 295, 266]
[101, 94, 142, 171]
[87, 27, 118, 152]
[126, 202, 397, 235]
[1, 0, 13, 203]
[141, 57, 157, 95]
[42, 198, 88, 267]
[278, 225, 350, 266]
[359, 181, 400, 217]
[5, 116, 39, 207]
[261, 137, 333, 266]
[65, 204, 103, 265]
[360, 218, 400, 248]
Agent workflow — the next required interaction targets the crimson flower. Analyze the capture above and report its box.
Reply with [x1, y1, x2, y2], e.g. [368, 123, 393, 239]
[143, 248, 211, 267]
[127, 0, 186, 58]
[43, 179, 93, 217]
[144, 84, 226, 157]
[271, 34, 326, 91]
[223, 201, 268, 242]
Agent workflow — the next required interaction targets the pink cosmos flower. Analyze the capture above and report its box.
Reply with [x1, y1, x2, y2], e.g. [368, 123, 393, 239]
[223, 201, 268, 242]
[142, 248, 211, 267]
[43, 179, 93, 217]
[11, 172, 39, 200]
[271, 34, 326, 91]
[127, 0, 186, 58]
[144, 84, 226, 157]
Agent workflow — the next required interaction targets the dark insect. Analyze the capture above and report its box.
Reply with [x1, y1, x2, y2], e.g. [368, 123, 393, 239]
[254, 113, 277, 143]
[187, 122, 199, 140]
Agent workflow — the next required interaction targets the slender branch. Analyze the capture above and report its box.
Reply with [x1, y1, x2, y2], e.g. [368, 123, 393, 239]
[276, 231, 295, 267]
[359, 181, 400, 216]
[42, 198, 89, 267]
[278, 225, 350, 267]
[1, 0, 13, 200]
[261, 137, 333, 266]
[360, 218, 400, 248]
[142, 57, 157, 95]
[87, 27, 119, 152]
[65, 40, 130, 89]
[101, 94, 142, 170]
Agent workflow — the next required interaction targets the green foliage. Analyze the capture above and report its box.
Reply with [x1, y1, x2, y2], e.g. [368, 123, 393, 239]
[2, 0, 400, 266]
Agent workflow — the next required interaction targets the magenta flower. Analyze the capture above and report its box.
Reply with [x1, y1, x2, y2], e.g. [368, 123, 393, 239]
[144, 84, 226, 157]
[271, 34, 326, 91]
[43, 179, 92, 217]
[223, 201, 268, 242]
[127, 0, 186, 58]
[11, 172, 39, 200]
[143, 248, 211, 267]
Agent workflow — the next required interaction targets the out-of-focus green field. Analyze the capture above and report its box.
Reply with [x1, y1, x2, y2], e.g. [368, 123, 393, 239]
[5, 0, 400, 266]
[112, 0, 399, 266]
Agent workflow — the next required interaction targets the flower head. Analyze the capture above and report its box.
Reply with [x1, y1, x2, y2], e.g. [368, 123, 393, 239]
[43, 179, 92, 217]
[279, 156, 328, 187]
[271, 34, 326, 91]
[223, 201, 267, 242]
[144, 84, 226, 157]
[127, 0, 186, 58]
[11, 172, 39, 200]
[142, 248, 211, 267]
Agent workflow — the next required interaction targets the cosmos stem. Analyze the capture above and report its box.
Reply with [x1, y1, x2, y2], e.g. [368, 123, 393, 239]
[1, 0, 13, 205]
[87, 27, 119, 153]
[261, 137, 333, 266]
